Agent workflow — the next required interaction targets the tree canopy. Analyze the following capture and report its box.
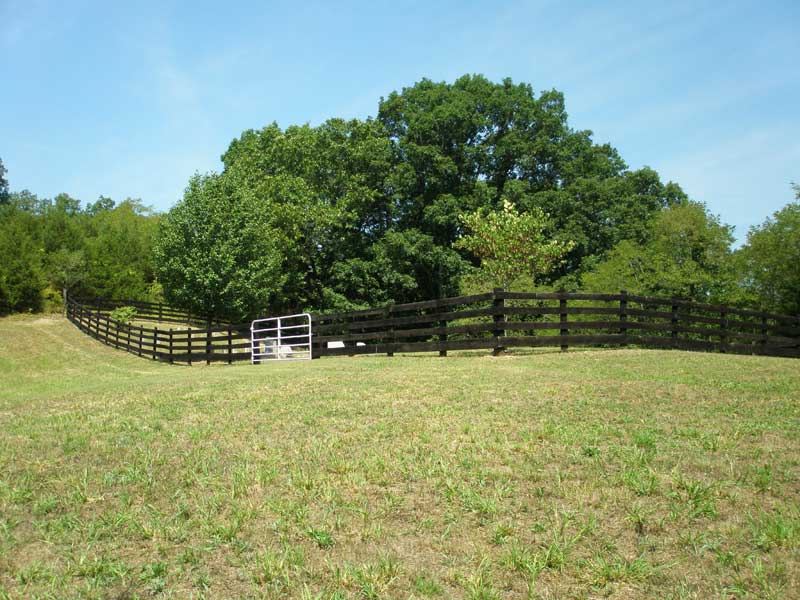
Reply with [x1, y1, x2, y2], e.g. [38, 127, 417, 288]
[734, 187, 800, 315]
[1, 80, 797, 320]
[0, 179, 160, 315]
[154, 75, 694, 319]
[582, 202, 735, 301]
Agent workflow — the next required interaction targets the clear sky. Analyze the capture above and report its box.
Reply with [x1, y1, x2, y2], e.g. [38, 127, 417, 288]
[1, 0, 798, 242]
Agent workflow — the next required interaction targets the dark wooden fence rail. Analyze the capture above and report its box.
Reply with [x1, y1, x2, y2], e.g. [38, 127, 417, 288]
[309, 289, 800, 359]
[66, 298, 250, 365]
[73, 297, 230, 327]
[66, 290, 800, 364]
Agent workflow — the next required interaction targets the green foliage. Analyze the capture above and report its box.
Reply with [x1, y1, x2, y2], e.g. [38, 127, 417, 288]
[377, 75, 684, 275]
[155, 75, 690, 317]
[0, 201, 43, 313]
[45, 248, 87, 301]
[0, 184, 160, 314]
[154, 174, 286, 320]
[1, 82, 795, 318]
[0, 157, 8, 204]
[455, 199, 574, 290]
[109, 306, 137, 324]
[735, 193, 800, 315]
[81, 199, 159, 300]
[582, 202, 735, 301]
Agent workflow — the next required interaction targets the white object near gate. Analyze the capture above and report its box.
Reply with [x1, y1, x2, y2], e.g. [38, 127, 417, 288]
[250, 313, 312, 363]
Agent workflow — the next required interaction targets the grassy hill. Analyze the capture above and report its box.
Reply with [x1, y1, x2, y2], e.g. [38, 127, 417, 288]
[1, 316, 798, 599]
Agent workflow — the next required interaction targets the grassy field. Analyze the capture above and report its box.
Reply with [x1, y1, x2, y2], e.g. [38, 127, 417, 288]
[1, 316, 798, 599]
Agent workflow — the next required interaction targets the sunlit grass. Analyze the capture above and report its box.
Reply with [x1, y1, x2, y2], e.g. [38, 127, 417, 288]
[1, 315, 798, 598]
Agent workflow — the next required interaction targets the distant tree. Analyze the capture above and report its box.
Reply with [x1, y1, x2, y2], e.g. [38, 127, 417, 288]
[735, 190, 800, 315]
[86, 195, 115, 215]
[82, 198, 159, 300]
[0, 206, 43, 313]
[582, 202, 735, 301]
[0, 157, 9, 204]
[455, 199, 574, 290]
[45, 248, 87, 313]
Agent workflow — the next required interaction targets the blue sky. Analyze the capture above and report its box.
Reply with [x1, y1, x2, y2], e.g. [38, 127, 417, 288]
[1, 0, 798, 242]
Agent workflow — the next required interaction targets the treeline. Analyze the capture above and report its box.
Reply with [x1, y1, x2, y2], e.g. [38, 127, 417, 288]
[2, 75, 798, 319]
[0, 178, 160, 314]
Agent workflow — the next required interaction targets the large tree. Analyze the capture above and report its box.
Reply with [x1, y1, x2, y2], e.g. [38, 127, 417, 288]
[154, 174, 287, 320]
[377, 75, 685, 275]
[154, 75, 696, 317]
[734, 186, 800, 314]
[582, 202, 735, 301]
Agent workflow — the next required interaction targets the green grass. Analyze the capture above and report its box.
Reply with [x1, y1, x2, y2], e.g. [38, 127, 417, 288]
[1, 314, 799, 598]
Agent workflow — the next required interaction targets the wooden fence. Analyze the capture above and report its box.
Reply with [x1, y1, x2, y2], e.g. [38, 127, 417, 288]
[66, 290, 800, 364]
[66, 298, 250, 364]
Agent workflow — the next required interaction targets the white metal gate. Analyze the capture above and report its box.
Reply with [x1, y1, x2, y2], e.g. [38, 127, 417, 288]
[250, 313, 312, 363]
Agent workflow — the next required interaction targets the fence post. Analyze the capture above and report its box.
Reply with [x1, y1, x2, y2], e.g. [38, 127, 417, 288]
[720, 308, 728, 353]
[187, 328, 192, 366]
[158, 303, 163, 323]
[619, 290, 628, 346]
[153, 326, 159, 360]
[759, 316, 768, 353]
[138, 326, 143, 356]
[438, 299, 447, 357]
[671, 299, 679, 346]
[206, 318, 212, 365]
[386, 304, 395, 357]
[227, 325, 233, 364]
[126, 323, 131, 353]
[169, 329, 174, 364]
[559, 293, 568, 352]
[493, 287, 505, 356]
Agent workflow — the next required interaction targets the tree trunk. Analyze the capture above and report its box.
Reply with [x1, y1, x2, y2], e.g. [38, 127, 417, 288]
[62, 287, 68, 317]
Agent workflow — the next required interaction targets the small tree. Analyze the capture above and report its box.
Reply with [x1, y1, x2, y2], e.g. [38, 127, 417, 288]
[454, 199, 575, 290]
[46, 249, 87, 314]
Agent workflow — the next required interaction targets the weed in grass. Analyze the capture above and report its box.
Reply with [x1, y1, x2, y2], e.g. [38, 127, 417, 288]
[591, 554, 652, 586]
[700, 432, 721, 452]
[749, 509, 798, 551]
[32, 495, 59, 516]
[73, 555, 128, 587]
[728, 555, 788, 598]
[581, 445, 600, 457]
[463, 560, 500, 600]
[670, 476, 718, 520]
[491, 523, 514, 545]
[140, 561, 168, 594]
[752, 464, 774, 493]
[16, 562, 53, 585]
[714, 547, 740, 569]
[252, 548, 294, 591]
[308, 527, 335, 548]
[623, 466, 659, 496]
[678, 531, 719, 556]
[626, 504, 647, 536]
[413, 573, 443, 596]
[633, 429, 658, 454]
